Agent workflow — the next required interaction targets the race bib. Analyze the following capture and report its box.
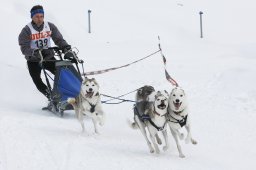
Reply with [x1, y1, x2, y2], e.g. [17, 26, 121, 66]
[27, 22, 52, 49]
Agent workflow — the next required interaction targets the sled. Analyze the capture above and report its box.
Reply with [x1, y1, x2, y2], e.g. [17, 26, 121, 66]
[40, 47, 83, 117]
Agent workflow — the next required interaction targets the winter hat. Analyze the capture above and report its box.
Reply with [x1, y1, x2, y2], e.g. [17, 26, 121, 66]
[30, 5, 44, 18]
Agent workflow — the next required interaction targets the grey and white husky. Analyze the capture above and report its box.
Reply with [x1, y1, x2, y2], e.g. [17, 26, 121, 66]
[68, 78, 105, 134]
[129, 86, 169, 154]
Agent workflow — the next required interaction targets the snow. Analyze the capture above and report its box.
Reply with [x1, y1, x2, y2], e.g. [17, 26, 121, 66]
[0, 0, 256, 169]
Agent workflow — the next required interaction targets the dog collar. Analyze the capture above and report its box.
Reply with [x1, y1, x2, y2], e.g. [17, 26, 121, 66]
[173, 109, 185, 115]
[154, 110, 167, 117]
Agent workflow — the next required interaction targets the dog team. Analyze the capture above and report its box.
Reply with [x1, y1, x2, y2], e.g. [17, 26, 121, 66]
[67, 78, 197, 158]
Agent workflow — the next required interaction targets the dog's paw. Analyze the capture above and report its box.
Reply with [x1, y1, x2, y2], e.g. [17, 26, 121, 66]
[99, 121, 104, 126]
[155, 148, 160, 154]
[67, 98, 76, 104]
[191, 139, 197, 145]
[99, 117, 105, 126]
[179, 153, 185, 158]
[127, 119, 138, 129]
[150, 149, 155, 153]
[95, 130, 100, 135]
[156, 138, 162, 145]
[92, 129, 100, 135]
[163, 146, 169, 152]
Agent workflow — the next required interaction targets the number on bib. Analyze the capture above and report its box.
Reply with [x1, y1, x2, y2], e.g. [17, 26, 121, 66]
[35, 39, 48, 48]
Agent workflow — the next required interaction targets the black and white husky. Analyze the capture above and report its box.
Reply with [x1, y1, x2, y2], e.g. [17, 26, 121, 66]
[129, 87, 169, 154]
[167, 87, 197, 158]
[68, 78, 105, 134]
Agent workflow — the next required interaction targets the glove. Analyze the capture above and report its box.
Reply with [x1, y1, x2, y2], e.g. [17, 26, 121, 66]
[62, 45, 71, 53]
[64, 51, 78, 63]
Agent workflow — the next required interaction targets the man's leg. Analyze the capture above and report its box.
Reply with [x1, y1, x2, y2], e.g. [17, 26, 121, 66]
[43, 58, 56, 75]
[27, 61, 49, 98]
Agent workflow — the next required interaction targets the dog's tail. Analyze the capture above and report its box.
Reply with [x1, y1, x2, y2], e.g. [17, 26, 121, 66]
[67, 97, 77, 110]
[127, 119, 138, 129]
[67, 97, 76, 104]
[67, 97, 79, 118]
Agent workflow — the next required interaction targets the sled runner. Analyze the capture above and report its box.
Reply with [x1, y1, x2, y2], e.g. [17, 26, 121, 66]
[40, 47, 83, 117]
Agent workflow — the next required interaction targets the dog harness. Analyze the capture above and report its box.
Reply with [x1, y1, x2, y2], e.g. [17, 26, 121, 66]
[88, 103, 96, 113]
[81, 92, 99, 114]
[168, 114, 188, 127]
[148, 119, 167, 131]
[27, 21, 52, 49]
[134, 105, 150, 120]
[134, 104, 167, 131]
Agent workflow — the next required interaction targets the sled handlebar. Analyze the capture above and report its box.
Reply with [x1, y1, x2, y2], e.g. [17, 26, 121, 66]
[47, 46, 60, 50]
[47, 46, 61, 51]
[38, 47, 83, 64]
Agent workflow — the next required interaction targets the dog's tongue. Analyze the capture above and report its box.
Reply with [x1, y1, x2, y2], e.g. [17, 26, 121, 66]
[86, 92, 94, 98]
[174, 102, 181, 110]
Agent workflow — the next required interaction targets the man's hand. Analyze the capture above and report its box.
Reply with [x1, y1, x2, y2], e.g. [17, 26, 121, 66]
[26, 49, 42, 61]
[64, 50, 78, 63]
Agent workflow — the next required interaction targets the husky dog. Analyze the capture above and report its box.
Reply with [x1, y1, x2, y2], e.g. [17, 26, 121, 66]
[67, 78, 105, 134]
[134, 85, 156, 117]
[129, 85, 155, 128]
[129, 86, 169, 154]
[167, 87, 197, 158]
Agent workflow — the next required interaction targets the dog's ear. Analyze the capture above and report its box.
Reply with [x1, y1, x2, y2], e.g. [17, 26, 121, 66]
[149, 85, 155, 92]
[138, 88, 143, 95]
[95, 81, 99, 88]
[146, 91, 154, 102]
[92, 78, 99, 86]
[182, 89, 185, 96]
[155, 91, 161, 99]
[82, 77, 88, 84]
[164, 90, 169, 97]
[178, 87, 185, 96]
[171, 88, 176, 95]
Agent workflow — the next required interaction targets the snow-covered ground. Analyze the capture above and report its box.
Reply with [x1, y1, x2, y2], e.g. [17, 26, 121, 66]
[0, 0, 256, 169]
